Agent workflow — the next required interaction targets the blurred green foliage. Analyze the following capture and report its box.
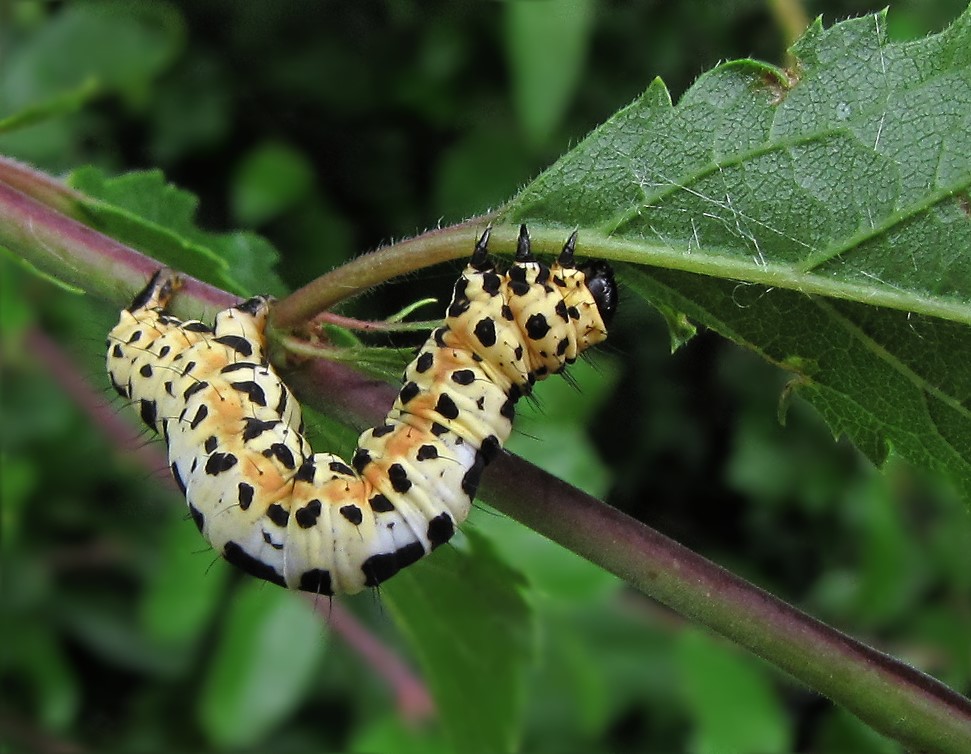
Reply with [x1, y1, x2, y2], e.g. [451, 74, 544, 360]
[1, 1, 969, 753]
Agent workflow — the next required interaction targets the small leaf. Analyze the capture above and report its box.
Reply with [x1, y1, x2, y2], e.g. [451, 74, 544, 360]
[0, 259, 38, 342]
[350, 715, 450, 754]
[433, 127, 532, 224]
[198, 582, 327, 749]
[504, 0, 595, 145]
[472, 511, 621, 604]
[138, 508, 229, 646]
[382, 529, 534, 754]
[655, 303, 697, 353]
[0, 0, 183, 113]
[814, 707, 904, 754]
[68, 167, 287, 296]
[0, 452, 37, 550]
[0, 245, 86, 296]
[2, 625, 80, 731]
[57, 594, 183, 676]
[507, 354, 618, 498]
[0, 79, 100, 135]
[854, 475, 922, 626]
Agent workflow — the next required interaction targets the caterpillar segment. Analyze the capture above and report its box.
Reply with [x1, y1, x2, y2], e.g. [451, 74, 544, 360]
[106, 225, 616, 594]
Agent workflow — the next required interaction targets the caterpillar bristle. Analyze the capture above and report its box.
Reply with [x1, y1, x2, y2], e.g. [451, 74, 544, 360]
[559, 231, 579, 267]
[470, 226, 493, 271]
[514, 224, 533, 262]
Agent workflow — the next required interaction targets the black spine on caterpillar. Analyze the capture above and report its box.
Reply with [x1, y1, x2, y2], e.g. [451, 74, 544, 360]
[106, 226, 616, 594]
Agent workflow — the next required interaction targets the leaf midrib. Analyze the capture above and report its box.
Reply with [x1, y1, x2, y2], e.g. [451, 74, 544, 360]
[593, 235, 971, 327]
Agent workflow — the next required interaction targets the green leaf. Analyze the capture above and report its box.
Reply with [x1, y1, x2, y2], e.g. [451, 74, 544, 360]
[350, 715, 450, 754]
[382, 529, 534, 754]
[0, 1, 181, 164]
[471, 513, 620, 604]
[1, 624, 80, 731]
[0, 0, 183, 114]
[57, 594, 184, 676]
[1, 244, 86, 296]
[138, 507, 230, 647]
[0, 452, 36, 549]
[814, 707, 904, 754]
[0, 79, 100, 135]
[676, 630, 791, 754]
[433, 127, 532, 224]
[500, 8, 971, 503]
[504, 0, 595, 146]
[853, 475, 922, 626]
[198, 582, 326, 749]
[507, 353, 618, 498]
[68, 167, 287, 296]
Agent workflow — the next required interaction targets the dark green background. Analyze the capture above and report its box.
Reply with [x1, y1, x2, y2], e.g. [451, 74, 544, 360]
[2, 2, 969, 752]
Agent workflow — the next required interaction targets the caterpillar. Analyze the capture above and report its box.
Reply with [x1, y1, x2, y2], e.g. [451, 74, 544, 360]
[106, 226, 616, 594]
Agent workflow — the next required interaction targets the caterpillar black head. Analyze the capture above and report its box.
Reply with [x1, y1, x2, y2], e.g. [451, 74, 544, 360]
[579, 260, 618, 324]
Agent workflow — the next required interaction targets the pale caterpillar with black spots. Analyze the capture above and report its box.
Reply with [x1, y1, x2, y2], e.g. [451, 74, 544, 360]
[106, 226, 616, 594]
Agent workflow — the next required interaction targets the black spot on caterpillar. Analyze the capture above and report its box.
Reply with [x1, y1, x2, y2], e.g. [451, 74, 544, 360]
[106, 226, 616, 594]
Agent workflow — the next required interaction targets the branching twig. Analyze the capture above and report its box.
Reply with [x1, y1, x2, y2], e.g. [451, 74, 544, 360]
[269, 219, 493, 330]
[6, 160, 971, 754]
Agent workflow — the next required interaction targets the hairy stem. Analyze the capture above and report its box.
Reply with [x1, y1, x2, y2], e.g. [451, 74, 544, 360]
[267, 220, 599, 330]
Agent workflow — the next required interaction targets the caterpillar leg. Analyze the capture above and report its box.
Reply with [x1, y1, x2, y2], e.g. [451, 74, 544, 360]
[127, 269, 182, 312]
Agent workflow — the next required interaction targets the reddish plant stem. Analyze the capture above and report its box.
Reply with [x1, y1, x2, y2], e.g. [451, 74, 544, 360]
[307, 597, 436, 723]
[0, 169, 231, 318]
[0, 156, 87, 214]
[485, 455, 971, 753]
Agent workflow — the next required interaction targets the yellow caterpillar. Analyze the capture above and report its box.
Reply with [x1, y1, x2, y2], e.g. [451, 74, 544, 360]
[106, 226, 616, 594]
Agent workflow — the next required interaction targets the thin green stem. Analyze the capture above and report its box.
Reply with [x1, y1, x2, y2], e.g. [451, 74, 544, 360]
[314, 311, 442, 334]
[278, 334, 412, 367]
[579, 230, 971, 327]
[270, 221, 482, 330]
[766, 0, 810, 50]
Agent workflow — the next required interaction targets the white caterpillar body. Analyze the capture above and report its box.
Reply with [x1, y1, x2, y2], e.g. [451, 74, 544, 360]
[107, 226, 616, 594]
